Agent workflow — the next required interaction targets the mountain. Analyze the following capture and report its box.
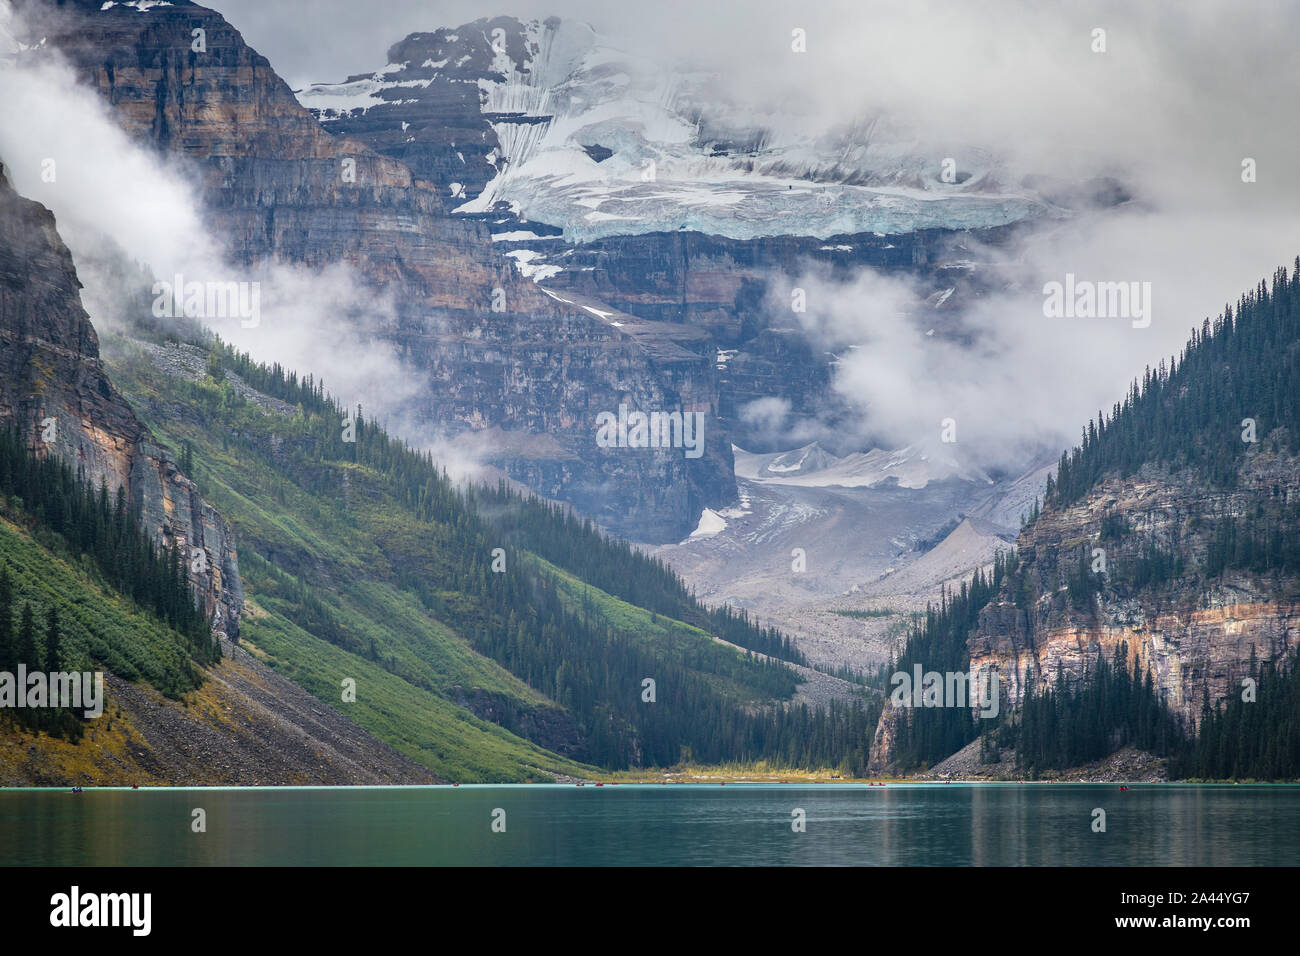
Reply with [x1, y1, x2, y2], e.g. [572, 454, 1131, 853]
[294, 15, 1076, 459]
[0, 165, 439, 783]
[15, 0, 1289, 784]
[102, 323, 885, 777]
[28, 0, 733, 543]
[297, 17, 1056, 242]
[870, 261, 1300, 776]
[0, 0, 906, 786]
[0, 163, 241, 637]
[29, 4, 1099, 547]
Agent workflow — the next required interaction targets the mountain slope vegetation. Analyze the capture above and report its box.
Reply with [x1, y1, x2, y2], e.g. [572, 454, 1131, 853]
[105, 330, 881, 777]
[882, 259, 1300, 778]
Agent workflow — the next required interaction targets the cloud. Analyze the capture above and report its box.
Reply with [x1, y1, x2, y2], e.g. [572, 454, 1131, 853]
[208, 0, 1298, 199]
[739, 396, 792, 434]
[6, 0, 1298, 478]
[779, 197, 1300, 470]
[0, 5, 486, 480]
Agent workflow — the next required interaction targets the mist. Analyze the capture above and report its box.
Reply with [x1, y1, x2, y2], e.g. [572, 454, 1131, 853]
[0, 5, 489, 481]
[5, 0, 1299, 476]
[208, 0, 1300, 470]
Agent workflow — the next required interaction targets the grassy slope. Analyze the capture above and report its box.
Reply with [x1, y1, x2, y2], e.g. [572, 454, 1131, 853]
[238, 599, 585, 781]
[534, 554, 791, 704]
[106, 338, 811, 777]
[0, 512, 196, 694]
[108, 340, 798, 779]
[0, 511, 194, 783]
[107, 350, 595, 782]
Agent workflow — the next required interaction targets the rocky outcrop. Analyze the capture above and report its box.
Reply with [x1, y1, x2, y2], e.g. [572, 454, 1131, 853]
[298, 19, 526, 201]
[0, 163, 242, 637]
[967, 445, 1300, 730]
[868, 443, 1300, 770]
[29, 0, 732, 541]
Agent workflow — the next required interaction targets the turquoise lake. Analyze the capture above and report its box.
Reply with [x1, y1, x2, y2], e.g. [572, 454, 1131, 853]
[2, 783, 1296, 866]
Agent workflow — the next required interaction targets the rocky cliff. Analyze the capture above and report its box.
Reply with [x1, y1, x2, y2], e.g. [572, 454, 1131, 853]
[0, 163, 242, 637]
[527, 227, 1006, 451]
[27, 0, 732, 542]
[868, 263, 1300, 771]
[868, 433, 1300, 771]
[968, 448, 1300, 729]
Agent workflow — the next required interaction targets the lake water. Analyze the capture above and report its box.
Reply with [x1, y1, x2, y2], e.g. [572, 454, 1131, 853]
[2, 783, 1296, 866]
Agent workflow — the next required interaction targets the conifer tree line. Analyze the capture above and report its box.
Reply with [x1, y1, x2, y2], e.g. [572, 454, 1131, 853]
[434, 549, 858, 768]
[469, 483, 808, 665]
[0, 563, 85, 741]
[1176, 649, 1300, 779]
[886, 552, 1013, 770]
[1046, 260, 1300, 508]
[1201, 507, 1300, 578]
[891, 554, 1296, 778]
[181, 341, 876, 770]
[1034, 261, 1300, 607]
[998, 642, 1184, 776]
[1003, 645, 1300, 780]
[0, 426, 217, 667]
[218, 341, 806, 664]
[887, 566, 1236, 776]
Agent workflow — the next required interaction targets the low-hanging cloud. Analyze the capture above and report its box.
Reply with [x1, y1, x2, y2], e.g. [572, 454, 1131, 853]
[207, 0, 1300, 473]
[0, 3, 488, 481]
[4, 0, 1298, 480]
[779, 197, 1300, 470]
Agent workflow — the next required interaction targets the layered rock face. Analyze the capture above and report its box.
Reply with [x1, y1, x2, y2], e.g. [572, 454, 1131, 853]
[867, 444, 1300, 770]
[968, 446, 1300, 731]
[529, 228, 999, 450]
[31, 0, 732, 542]
[296, 15, 1030, 454]
[0, 165, 242, 637]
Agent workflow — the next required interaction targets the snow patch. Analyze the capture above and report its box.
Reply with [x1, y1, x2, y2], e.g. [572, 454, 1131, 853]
[490, 230, 559, 242]
[504, 249, 562, 282]
[101, 0, 173, 9]
[689, 508, 727, 539]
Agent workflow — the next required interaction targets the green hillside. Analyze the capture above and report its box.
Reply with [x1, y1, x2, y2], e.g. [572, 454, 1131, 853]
[104, 331, 879, 777]
[0, 432, 209, 703]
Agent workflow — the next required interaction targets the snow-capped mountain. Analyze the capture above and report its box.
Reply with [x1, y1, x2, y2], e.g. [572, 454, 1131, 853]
[297, 16, 1061, 242]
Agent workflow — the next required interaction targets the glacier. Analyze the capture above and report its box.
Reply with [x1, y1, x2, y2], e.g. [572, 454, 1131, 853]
[296, 16, 1065, 243]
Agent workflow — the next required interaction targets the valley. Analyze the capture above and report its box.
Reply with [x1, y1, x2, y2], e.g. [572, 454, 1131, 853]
[0, 0, 1295, 791]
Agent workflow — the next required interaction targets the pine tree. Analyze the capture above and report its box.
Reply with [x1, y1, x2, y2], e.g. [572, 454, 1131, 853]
[43, 606, 61, 673]
[0, 563, 13, 675]
[15, 602, 36, 668]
